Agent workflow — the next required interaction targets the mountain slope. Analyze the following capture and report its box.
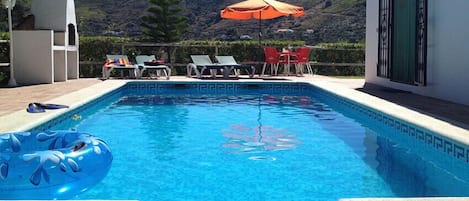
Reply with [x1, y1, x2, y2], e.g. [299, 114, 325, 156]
[2, 0, 366, 44]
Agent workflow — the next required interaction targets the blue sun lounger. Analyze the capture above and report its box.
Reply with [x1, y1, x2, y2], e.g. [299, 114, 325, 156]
[187, 55, 233, 79]
[102, 55, 139, 79]
[135, 55, 171, 80]
[215, 56, 255, 78]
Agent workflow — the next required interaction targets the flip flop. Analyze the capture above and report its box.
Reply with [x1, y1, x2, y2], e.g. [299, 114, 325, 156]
[26, 103, 46, 113]
[33, 103, 69, 110]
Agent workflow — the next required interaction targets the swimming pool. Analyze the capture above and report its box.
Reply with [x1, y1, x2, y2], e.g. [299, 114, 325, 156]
[28, 82, 469, 200]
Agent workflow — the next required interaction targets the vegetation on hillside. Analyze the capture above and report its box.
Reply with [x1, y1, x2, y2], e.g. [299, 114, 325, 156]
[0, 0, 365, 45]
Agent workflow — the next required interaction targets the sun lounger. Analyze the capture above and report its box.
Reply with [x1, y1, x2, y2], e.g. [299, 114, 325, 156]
[102, 55, 139, 79]
[187, 55, 233, 78]
[215, 56, 255, 78]
[135, 55, 171, 80]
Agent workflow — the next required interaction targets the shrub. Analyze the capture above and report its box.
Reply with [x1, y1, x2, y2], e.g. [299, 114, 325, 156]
[3, 36, 365, 78]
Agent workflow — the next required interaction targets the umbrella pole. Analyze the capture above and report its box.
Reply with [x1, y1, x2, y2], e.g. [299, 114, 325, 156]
[258, 11, 263, 72]
[258, 11, 262, 47]
[7, 0, 17, 87]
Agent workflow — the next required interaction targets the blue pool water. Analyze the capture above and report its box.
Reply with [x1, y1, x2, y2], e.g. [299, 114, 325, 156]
[43, 83, 469, 201]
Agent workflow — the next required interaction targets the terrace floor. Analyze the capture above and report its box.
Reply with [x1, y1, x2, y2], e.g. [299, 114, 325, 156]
[0, 78, 103, 117]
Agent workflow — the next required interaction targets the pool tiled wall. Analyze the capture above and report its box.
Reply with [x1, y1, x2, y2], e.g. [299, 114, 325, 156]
[30, 81, 469, 166]
[123, 82, 311, 95]
[313, 86, 469, 165]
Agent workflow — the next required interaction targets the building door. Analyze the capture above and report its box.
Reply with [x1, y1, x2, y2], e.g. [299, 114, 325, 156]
[378, 0, 427, 85]
[391, 0, 416, 84]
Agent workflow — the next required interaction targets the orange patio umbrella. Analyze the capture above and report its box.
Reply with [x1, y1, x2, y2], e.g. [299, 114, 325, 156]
[220, 0, 305, 43]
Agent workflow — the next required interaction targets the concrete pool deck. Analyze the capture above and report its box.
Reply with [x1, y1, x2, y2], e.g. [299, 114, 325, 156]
[0, 75, 469, 200]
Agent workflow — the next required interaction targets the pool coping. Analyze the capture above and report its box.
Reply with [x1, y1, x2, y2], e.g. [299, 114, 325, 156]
[1, 78, 468, 143]
[311, 80, 469, 146]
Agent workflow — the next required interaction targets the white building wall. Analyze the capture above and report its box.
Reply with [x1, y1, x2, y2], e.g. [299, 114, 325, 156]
[365, 0, 379, 83]
[66, 0, 77, 26]
[66, 0, 79, 80]
[365, 0, 469, 106]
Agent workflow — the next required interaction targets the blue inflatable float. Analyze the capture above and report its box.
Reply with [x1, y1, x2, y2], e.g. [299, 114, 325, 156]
[0, 130, 113, 199]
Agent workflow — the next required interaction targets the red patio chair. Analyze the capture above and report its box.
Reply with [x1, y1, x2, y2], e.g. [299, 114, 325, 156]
[292, 47, 312, 75]
[261, 47, 280, 76]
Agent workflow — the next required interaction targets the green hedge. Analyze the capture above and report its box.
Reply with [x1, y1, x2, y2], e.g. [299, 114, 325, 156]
[78, 38, 309, 77]
[315, 65, 364, 76]
[79, 38, 364, 77]
[312, 43, 364, 76]
[0, 36, 365, 80]
[79, 38, 305, 63]
[79, 36, 138, 78]
[312, 48, 364, 64]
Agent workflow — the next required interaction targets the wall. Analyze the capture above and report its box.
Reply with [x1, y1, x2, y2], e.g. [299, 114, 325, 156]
[365, 0, 469, 106]
[66, 0, 77, 28]
[13, 30, 54, 85]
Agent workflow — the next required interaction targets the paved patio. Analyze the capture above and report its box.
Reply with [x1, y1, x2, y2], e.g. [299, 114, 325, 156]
[0, 75, 468, 131]
[0, 78, 103, 116]
[358, 82, 469, 130]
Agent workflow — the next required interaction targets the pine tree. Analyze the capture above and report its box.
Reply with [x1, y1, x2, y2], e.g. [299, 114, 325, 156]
[141, 0, 188, 43]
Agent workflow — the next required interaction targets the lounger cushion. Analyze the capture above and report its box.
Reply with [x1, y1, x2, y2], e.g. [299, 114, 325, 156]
[115, 58, 131, 66]
[144, 60, 165, 66]
[104, 58, 133, 68]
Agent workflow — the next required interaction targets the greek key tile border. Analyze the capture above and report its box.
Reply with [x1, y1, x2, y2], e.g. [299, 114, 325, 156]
[123, 82, 311, 95]
[312, 88, 469, 164]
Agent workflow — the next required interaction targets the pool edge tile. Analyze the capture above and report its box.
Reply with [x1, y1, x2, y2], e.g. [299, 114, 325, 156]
[309, 80, 469, 146]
